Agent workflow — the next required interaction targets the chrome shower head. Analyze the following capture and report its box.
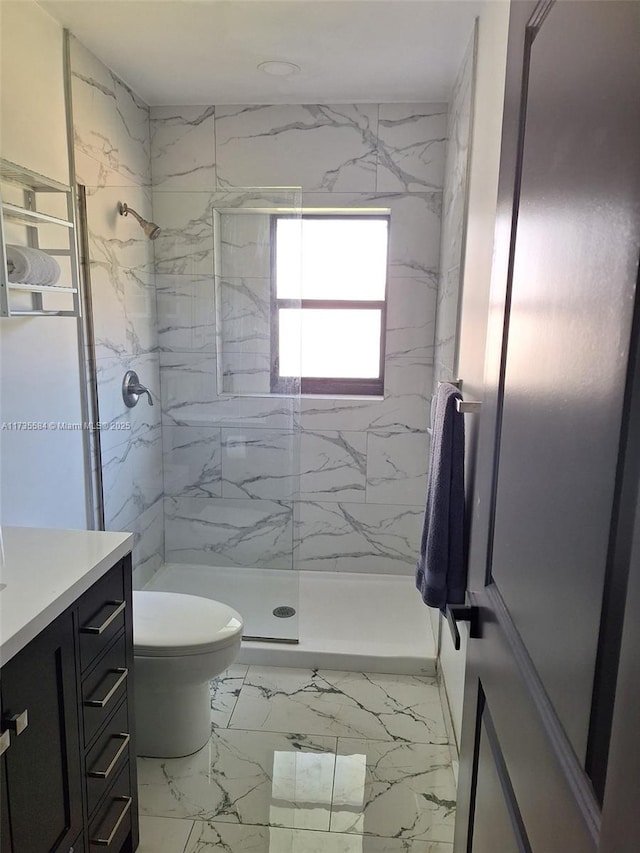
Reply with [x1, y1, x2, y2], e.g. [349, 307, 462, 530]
[117, 201, 161, 240]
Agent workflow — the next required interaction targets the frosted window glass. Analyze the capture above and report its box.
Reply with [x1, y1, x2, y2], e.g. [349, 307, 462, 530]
[276, 218, 388, 300]
[279, 309, 382, 378]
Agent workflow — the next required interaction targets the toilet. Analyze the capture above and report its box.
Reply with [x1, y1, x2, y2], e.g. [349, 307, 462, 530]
[132, 590, 243, 758]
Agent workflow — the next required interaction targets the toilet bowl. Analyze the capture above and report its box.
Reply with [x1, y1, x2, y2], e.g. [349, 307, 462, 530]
[133, 590, 243, 758]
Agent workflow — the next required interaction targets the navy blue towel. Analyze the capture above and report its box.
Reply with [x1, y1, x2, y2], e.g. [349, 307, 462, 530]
[416, 382, 466, 609]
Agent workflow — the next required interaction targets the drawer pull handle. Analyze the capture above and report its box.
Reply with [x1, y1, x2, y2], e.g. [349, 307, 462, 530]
[88, 733, 130, 779]
[0, 730, 10, 756]
[85, 668, 128, 708]
[90, 796, 132, 847]
[81, 600, 126, 635]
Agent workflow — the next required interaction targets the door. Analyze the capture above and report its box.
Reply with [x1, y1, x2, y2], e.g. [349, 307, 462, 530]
[455, 2, 640, 850]
[1, 611, 83, 853]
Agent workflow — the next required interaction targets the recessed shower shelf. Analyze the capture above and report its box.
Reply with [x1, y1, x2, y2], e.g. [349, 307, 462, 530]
[0, 159, 81, 318]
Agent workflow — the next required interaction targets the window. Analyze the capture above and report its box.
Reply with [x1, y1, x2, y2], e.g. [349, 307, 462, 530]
[271, 214, 389, 395]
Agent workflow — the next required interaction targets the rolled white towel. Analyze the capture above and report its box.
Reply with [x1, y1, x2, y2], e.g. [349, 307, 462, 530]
[6, 244, 60, 286]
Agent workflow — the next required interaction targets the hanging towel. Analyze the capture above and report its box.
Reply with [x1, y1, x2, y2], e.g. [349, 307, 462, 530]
[6, 245, 60, 286]
[416, 381, 466, 609]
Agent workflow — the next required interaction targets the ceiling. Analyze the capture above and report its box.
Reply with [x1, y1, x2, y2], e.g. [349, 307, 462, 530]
[39, 0, 481, 106]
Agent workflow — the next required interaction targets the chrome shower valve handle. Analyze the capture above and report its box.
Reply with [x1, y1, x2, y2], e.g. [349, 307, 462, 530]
[122, 370, 154, 408]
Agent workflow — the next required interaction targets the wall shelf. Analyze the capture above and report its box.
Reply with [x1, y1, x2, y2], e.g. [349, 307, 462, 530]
[2, 202, 74, 229]
[8, 282, 78, 294]
[0, 159, 81, 318]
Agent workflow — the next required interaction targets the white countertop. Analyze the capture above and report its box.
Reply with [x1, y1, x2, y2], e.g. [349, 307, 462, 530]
[0, 526, 133, 665]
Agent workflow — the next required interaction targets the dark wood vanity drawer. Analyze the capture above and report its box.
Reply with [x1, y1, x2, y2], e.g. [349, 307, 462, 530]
[88, 762, 132, 853]
[85, 698, 131, 818]
[82, 633, 128, 747]
[79, 562, 126, 673]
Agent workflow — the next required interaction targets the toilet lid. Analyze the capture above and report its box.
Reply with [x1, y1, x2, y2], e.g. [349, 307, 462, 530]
[133, 591, 243, 657]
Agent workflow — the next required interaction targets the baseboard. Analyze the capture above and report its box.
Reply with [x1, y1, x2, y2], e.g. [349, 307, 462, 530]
[436, 661, 460, 786]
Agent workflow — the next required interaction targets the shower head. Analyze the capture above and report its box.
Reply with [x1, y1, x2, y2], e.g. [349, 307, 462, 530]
[117, 201, 161, 240]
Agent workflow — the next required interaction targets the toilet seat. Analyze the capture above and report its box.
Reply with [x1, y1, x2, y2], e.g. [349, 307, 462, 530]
[133, 590, 243, 657]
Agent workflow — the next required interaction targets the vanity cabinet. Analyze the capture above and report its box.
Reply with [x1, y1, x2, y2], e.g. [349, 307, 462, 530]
[0, 553, 138, 853]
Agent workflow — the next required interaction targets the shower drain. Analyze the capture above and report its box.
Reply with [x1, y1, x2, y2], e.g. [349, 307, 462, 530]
[273, 605, 296, 618]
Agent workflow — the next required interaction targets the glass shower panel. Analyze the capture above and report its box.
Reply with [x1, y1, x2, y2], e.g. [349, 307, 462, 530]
[154, 188, 302, 642]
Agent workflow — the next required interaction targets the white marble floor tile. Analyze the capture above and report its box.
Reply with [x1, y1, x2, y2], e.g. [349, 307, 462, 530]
[330, 740, 456, 843]
[229, 668, 448, 744]
[185, 821, 453, 852]
[138, 815, 194, 853]
[210, 665, 249, 728]
[138, 729, 337, 831]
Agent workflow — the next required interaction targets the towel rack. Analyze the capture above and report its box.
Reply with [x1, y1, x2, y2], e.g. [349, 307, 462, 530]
[456, 399, 482, 414]
[0, 159, 81, 318]
[433, 379, 482, 415]
[445, 603, 481, 650]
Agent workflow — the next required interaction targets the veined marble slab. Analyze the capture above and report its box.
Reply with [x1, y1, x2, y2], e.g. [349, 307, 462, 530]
[330, 739, 456, 842]
[295, 501, 422, 574]
[156, 274, 216, 353]
[229, 667, 448, 744]
[102, 425, 163, 532]
[184, 822, 453, 852]
[377, 104, 447, 192]
[138, 817, 193, 853]
[163, 426, 222, 499]
[366, 431, 430, 506]
[152, 190, 216, 276]
[299, 431, 367, 503]
[386, 276, 438, 361]
[131, 497, 164, 589]
[70, 36, 151, 187]
[217, 276, 271, 354]
[219, 214, 273, 279]
[216, 104, 379, 192]
[89, 265, 157, 362]
[299, 359, 433, 434]
[160, 352, 298, 429]
[138, 729, 337, 829]
[221, 428, 298, 500]
[151, 105, 216, 189]
[164, 496, 293, 569]
[210, 664, 248, 728]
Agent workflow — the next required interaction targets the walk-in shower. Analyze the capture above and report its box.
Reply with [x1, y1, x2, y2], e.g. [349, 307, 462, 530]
[82, 184, 434, 670]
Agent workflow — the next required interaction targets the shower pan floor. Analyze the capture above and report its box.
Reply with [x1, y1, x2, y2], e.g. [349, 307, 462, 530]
[145, 564, 436, 676]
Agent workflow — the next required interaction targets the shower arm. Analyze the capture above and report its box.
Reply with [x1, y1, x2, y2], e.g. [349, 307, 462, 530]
[119, 202, 144, 227]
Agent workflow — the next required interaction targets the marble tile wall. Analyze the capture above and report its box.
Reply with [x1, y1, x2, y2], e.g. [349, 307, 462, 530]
[70, 37, 163, 586]
[152, 103, 445, 575]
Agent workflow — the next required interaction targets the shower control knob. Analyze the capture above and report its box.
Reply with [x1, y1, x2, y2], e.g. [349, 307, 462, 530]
[122, 370, 154, 408]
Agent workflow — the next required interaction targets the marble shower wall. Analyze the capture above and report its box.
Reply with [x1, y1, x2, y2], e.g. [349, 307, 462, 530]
[152, 103, 445, 574]
[434, 32, 476, 384]
[70, 37, 164, 586]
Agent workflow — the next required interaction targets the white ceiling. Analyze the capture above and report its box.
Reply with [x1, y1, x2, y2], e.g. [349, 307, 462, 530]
[39, 0, 481, 106]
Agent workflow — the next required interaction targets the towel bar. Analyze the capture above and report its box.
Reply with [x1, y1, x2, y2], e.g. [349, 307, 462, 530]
[445, 604, 481, 650]
[456, 399, 482, 414]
